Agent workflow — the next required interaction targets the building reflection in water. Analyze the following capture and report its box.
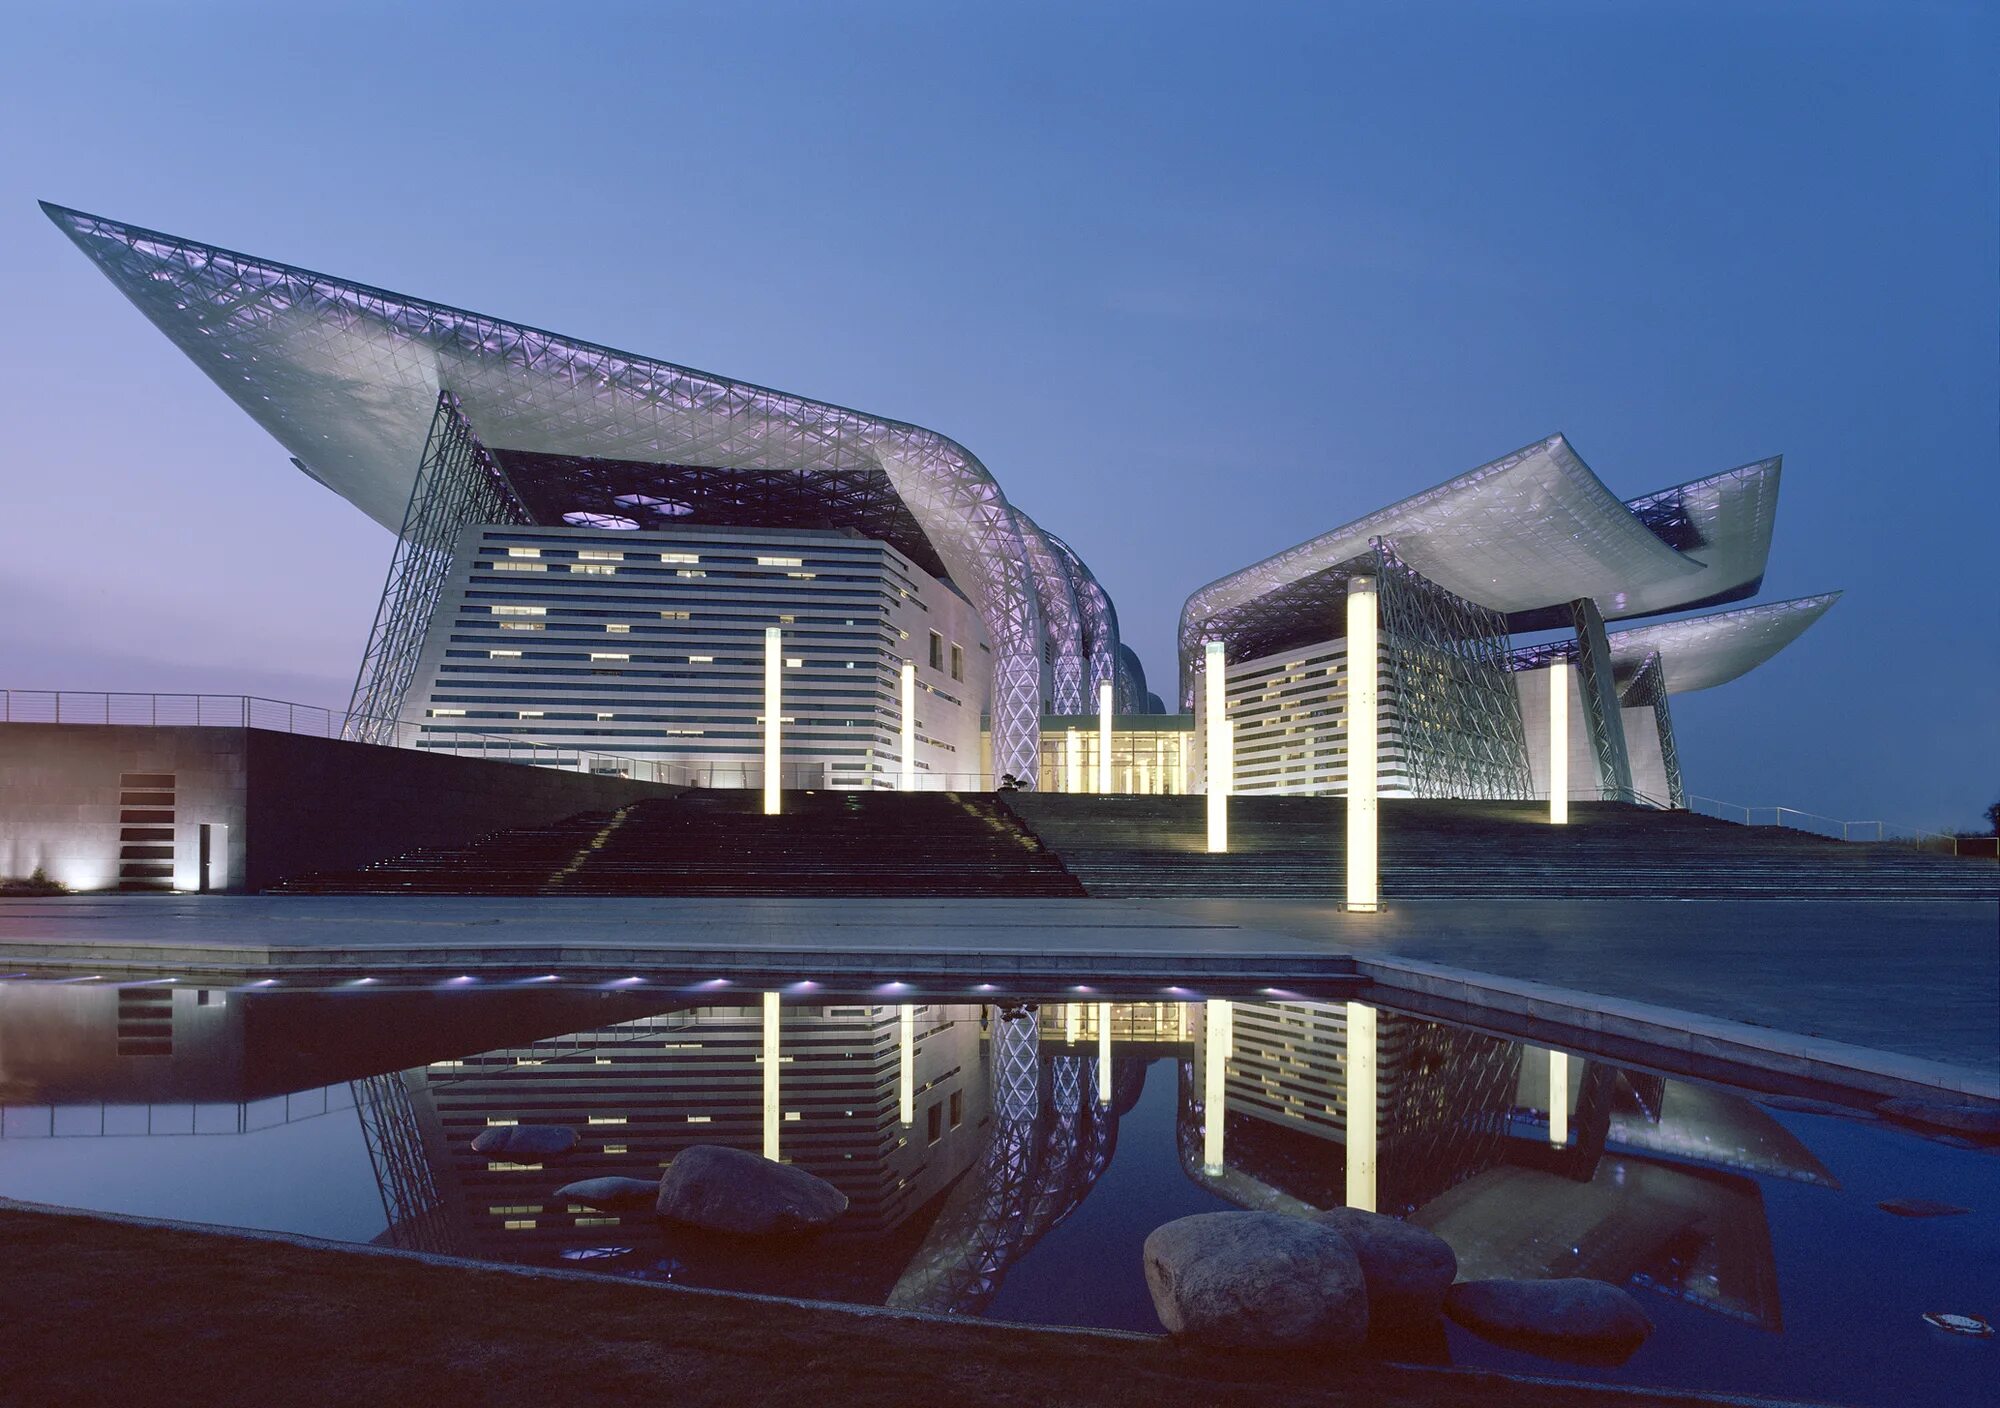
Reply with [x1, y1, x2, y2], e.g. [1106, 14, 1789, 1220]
[0, 984, 1821, 1332]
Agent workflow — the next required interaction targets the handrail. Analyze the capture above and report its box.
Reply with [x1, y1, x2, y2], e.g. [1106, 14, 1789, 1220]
[1687, 793, 1988, 858]
[0, 688, 705, 787]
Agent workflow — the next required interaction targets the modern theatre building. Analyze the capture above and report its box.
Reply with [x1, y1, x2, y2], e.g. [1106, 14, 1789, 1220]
[44, 203, 1835, 807]
[43, 203, 1161, 794]
[1179, 435, 1839, 808]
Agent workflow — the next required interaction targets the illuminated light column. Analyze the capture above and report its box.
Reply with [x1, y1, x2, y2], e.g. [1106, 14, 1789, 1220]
[1204, 641, 1229, 853]
[1345, 578, 1380, 911]
[761, 991, 781, 1160]
[1097, 679, 1114, 794]
[1549, 1049, 1569, 1146]
[763, 626, 782, 816]
[1064, 727, 1081, 793]
[1549, 659, 1570, 825]
[899, 1003, 916, 1125]
[1203, 998, 1231, 1173]
[1345, 1001, 1378, 1211]
[1065, 1001, 1080, 1044]
[900, 661, 917, 792]
[1096, 1001, 1112, 1104]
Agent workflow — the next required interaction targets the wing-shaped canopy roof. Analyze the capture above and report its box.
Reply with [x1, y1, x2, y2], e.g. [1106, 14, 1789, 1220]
[46, 202, 1116, 779]
[1607, 593, 1841, 694]
[1177, 435, 1787, 701]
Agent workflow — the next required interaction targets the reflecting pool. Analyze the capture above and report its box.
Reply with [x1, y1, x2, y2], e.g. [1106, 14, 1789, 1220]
[1, 981, 1993, 1406]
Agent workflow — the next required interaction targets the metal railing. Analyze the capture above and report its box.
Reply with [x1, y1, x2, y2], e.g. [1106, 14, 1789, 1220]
[1688, 794, 1992, 858]
[1, 689, 702, 787]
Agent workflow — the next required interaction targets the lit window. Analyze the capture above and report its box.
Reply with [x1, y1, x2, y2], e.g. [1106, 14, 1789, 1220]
[499, 621, 545, 631]
[605, 623, 630, 633]
[786, 657, 803, 668]
[660, 610, 691, 620]
[660, 552, 700, 564]
[492, 560, 548, 572]
[688, 655, 713, 663]
[490, 650, 522, 659]
[493, 605, 546, 616]
[591, 653, 629, 662]
[519, 710, 543, 718]
[430, 708, 465, 717]
[587, 1116, 627, 1125]
[506, 547, 541, 558]
[503, 1219, 537, 1230]
[572, 563, 617, 575]
[779, 614, 795, 624]
[579, 549, 624, 561]
[677, 569, 707, 578]
[786, 571, 817, 579]
[686, 1115, 711, 1124]
[758, 555, 804, 567]
[596, 712, 614, 721]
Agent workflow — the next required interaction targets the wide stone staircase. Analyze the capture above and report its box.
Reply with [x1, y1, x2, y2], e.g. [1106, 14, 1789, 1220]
[269, 790, 1085, 897]
[998, 794, 2000, 901]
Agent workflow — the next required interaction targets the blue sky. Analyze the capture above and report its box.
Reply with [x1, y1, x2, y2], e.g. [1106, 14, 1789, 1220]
[1, 1, 1992, 828]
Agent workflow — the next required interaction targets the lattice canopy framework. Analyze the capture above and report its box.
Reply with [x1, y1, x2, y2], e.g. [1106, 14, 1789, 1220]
[1620, 651, 1686, 809]
[43, 203, 1156, 784]
[345, 393, 528, 742]
[1372, 540, 1533, 800]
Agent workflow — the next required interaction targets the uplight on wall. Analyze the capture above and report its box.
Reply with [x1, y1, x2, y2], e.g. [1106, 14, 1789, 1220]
[900, 662, 917, 793]
[1345, 1001, 1377, 1211]
[1097, 680, 1113, 794]
[1204, 641, 1229, 853]
[763, 626, 783, 816]
[1345, 577, 1380, 911]
[1549, 659, 1570, 825]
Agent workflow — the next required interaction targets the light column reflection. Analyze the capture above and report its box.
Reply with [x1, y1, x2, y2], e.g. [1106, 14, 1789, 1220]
[1203, 998, 1231, 1173]
[762, 990, 781, 1159]
[1345, 1000, 1377, 1211]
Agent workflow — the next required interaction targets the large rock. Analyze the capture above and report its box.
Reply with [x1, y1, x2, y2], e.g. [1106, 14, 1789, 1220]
[1445, 1278, 1653, 1358]
[555, 1177, 659, 1210]
[656, 1145, 848, 1235]
[1142, 1211, 1368, 1351]
[469, 1124, 577, 1158]
[1311, 1206, 1457, 1327]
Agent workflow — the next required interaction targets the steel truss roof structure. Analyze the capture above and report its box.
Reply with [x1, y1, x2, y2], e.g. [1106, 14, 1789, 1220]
[1176, 434, 1832, 708]
[1605, 594, 1842, 694]
[1178, 434, 1805, 705]
[45, 203, 1140, 781]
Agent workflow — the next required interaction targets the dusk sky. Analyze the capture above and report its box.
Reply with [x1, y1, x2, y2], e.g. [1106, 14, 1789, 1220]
[0, 2, 1992, 829]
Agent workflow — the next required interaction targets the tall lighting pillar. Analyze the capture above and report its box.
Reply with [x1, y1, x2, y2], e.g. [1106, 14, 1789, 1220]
[1345, 1001, 1378, 1211]
[1345, 577, 1380, 911]
[900, 661, 917, 792]
[1097, 679, 1114, 794]
[761, 991, 781, 1160]
[1204, 641, 1229, 853]
[763, 626, 782, 816]
[1549, 659, 1570, 825]
[1202, 998, 1231, 1173]
[1064, 727, 1081, 793]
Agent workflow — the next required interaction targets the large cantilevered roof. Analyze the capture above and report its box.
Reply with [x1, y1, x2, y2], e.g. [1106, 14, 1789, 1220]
[1177, 433, 1787, 701]
[1607, 594, 1841, 694]
[42, 201, 1135, 781]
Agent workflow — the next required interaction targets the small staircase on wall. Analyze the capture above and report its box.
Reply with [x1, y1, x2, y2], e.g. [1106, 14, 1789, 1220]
[997, 794, 2000, 902]
[267, 790, 1085, 897]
